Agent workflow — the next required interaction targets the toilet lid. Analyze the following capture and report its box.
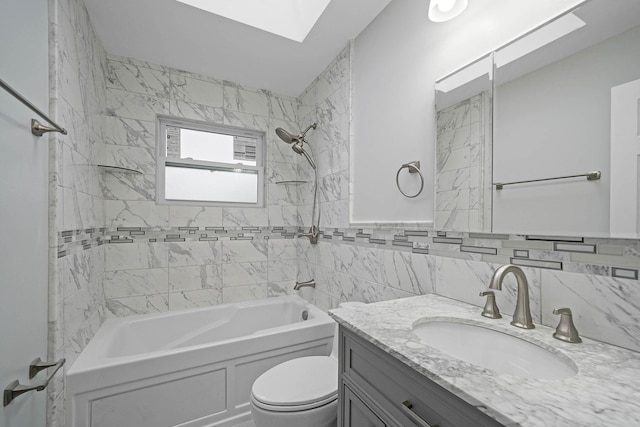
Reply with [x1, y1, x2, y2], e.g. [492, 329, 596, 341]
[252, 356, 338, 409]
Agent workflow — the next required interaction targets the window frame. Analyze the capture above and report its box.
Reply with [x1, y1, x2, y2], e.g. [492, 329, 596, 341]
[156, 116, 265, 207]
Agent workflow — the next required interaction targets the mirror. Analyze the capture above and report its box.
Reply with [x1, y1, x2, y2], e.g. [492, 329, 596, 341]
[434, 0, 640, 238]
[435, 55, 493, 232]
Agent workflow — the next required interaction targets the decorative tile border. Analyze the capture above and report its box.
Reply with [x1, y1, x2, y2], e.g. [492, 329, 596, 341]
[56, 227, 640, 281]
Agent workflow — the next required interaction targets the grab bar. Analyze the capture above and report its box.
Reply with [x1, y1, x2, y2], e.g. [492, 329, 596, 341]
[0, 77, 67, 137]
[494, 171, 600, 190]
[3, 358, 65, 407]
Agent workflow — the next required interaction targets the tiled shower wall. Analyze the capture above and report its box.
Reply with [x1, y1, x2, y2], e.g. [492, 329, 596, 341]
[99, 54, 304, 314]
[48, 0, 108, 425]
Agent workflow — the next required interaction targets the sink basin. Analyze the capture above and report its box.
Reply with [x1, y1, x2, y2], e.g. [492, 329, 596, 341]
[412, 320, 577, 379]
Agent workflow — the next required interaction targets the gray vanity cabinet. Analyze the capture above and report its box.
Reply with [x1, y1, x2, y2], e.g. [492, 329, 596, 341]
[338, 327, 505, 427]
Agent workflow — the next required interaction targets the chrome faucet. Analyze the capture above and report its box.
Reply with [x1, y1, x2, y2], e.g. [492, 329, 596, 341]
[488, 265, 535, 329]
[293, 279, 316, 291]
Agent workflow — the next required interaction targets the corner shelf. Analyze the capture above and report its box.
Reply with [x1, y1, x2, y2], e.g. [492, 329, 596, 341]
[98, 165, 142, 175]
[275, 180, 307, 185]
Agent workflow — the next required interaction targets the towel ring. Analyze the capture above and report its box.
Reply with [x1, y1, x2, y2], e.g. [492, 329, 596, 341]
[396, 161, 424, 198]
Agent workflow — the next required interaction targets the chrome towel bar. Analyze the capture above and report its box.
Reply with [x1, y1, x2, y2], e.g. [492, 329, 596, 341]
[494, 170, 601, 190]
[0, 77, 67, 137]
[3, 357, 65, 407]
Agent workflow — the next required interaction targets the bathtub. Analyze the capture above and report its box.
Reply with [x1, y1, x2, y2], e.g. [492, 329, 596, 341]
[66, 295, 335, 427]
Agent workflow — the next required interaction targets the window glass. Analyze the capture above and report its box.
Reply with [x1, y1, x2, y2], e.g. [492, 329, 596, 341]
[158, 117, 264, 206]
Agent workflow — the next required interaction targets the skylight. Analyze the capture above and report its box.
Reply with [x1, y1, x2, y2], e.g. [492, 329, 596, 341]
[176, 0, 333, 43]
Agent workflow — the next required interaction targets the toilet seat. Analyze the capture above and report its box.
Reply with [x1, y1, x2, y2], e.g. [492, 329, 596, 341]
[251, 356, 338, 412]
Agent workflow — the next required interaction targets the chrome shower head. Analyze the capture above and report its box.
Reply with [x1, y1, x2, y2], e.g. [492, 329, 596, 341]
[293, 142, 316, 170]
[275, 123, 318, 170]
[275, 127, 297, 144]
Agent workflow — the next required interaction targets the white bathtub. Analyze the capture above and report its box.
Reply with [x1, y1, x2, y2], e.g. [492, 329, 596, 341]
[66, 295, 335, 427]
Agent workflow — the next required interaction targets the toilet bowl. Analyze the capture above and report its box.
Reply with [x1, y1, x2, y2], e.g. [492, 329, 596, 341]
[250, 302, 365, 427]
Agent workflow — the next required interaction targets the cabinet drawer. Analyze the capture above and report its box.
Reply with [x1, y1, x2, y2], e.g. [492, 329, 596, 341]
[343, 384, 388, 427]
[341, 327, 504, 427]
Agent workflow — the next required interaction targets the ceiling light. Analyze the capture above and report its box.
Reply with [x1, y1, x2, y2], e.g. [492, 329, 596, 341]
[175, 0, 332, 43]
[428, 0, 468, 22]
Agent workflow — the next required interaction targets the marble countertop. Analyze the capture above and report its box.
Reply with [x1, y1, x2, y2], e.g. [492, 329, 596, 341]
[329, 294, 640, 427]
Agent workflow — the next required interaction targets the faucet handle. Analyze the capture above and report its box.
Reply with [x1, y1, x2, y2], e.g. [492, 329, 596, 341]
[479, 291, 502, 319]
[552, 308, 582, 343]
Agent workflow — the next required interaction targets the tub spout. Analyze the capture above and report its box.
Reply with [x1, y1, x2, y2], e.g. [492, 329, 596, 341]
[294, 279, 316, 291]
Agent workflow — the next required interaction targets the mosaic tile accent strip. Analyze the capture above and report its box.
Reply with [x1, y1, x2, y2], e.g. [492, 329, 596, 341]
[56, 227, 640, 281]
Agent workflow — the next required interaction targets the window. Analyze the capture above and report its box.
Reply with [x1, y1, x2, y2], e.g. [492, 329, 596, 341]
[157, 117, 264, 206]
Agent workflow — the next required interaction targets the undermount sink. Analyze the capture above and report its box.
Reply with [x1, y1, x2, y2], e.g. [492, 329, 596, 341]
[412, 320, 577, 379]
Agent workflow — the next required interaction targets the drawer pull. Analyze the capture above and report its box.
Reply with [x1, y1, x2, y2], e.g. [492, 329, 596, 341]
[401, 400, 438, 427]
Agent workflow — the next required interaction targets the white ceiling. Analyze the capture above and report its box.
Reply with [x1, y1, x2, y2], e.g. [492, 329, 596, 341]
[83, 0, 393, 97]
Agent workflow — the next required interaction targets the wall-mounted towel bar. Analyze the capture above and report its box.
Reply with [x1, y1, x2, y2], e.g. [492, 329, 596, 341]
[494, 171, 601, 190]
[3, 357, 65, 406]
[0, 77, 67, 137]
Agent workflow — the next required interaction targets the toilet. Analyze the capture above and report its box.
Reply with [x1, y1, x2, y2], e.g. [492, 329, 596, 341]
[250, 302, 365, 427]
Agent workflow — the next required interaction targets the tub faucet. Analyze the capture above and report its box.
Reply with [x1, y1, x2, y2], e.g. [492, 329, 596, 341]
[488, 265, 535, 329]
[294, 279, 316, 291]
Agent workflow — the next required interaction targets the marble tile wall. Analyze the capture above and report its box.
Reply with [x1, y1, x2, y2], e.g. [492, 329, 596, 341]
[435, 93, 490, 231]
[48, 0, 108, 425]
[99, 54, 303, 314]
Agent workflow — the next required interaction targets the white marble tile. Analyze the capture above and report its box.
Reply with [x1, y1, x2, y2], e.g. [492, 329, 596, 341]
[222, 284, 268, 304]
[106, 59, 170, 98]
[103, 268, 168, 299]
[541, 270, 640, 352]
[102, 116, 155, 149]
[222, 240, 268, 263]
[105, 243, 168, 271]
[268, 259, 298, 282]
[106, 294, 169, 317]
[222, 110, 270, 131]
[168, 289, 222, 310]
[437, 124, 472, 152]
[437, 146, 471, 173]
[106, 200, 170, 229]
[436, 188, 471, 211]
[268, 238, 297, 260]
[222, 262, 269, 286]
[337, 245, 380, 283]
[168, 205, 223, 227]
[267, 281, 297, 298]
[168, 100, 224, 123]
[224, 86, 270, 117]
[106, 89, 169, 121]
[103, 144, 155, 175]
[169, 265, 222, 291]
[168, 241, 222, 266]
[268, 182, 297, 206]
[102, 172, 156, 201]
[222, 208, 269, 227]
[269, 95, 298, 122]
[379, 249, 435, 295]
[170, 74, 223, 107]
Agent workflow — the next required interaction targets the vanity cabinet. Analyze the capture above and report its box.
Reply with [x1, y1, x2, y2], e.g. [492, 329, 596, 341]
[338, 327, 505, 427]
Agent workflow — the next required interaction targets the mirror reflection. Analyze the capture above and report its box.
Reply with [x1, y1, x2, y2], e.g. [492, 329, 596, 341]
[435, 55, 493, 232]
[434, 0, 640, 238]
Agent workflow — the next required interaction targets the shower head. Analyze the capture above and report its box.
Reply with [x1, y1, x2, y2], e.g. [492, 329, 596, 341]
[275, 123, 318, 169]
[293, 142, 316, 170]
[275, 127, 297, 144]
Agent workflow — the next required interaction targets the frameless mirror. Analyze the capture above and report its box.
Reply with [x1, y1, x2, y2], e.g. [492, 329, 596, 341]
[433, 0, 640, 238]
[435, 55, 493, 232]
[493, 0, 640, 237]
